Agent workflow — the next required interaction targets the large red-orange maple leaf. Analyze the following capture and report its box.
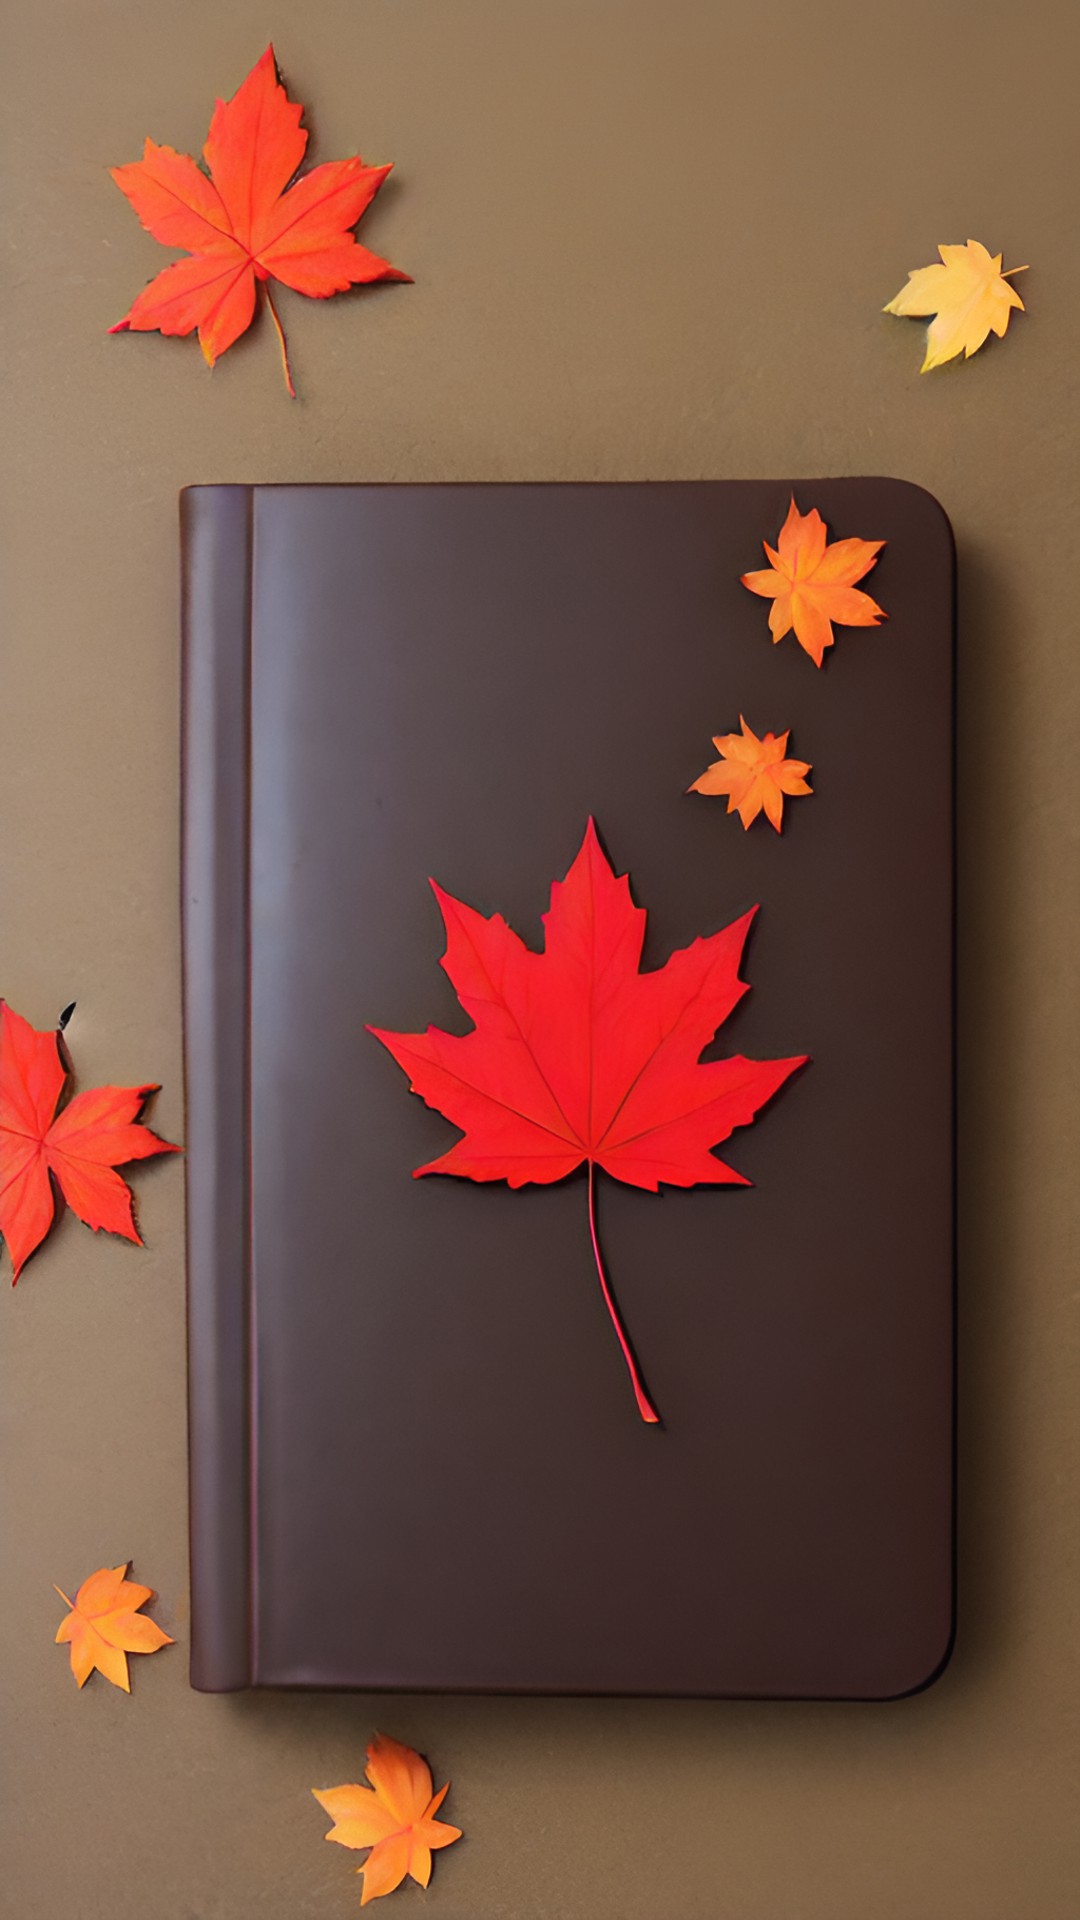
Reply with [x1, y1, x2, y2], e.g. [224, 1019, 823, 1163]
[0, 1003, 178, 1282]
[369, 821, 806, 1423]
[109, 45, 408, 394]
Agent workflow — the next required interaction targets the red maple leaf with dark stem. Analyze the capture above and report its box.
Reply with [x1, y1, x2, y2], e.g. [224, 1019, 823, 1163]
[368, 821, 806, 1424]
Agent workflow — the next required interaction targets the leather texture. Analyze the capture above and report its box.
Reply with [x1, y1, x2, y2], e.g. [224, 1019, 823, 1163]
[181, 479, 955, 1696]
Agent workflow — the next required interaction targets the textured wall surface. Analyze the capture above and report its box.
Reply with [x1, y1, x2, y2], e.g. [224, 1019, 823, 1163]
[2, 3, 1077, 1914]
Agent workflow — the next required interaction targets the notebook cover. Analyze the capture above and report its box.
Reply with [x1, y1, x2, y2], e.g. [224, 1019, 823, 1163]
[181, 479, 955, 1697]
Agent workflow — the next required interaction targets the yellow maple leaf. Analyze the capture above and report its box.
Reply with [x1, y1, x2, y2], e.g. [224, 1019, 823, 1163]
[689, 717, 812, 833]
[884, 239, 1026, 371]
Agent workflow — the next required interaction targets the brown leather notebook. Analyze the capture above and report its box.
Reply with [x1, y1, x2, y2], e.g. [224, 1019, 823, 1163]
[181, 480, 955, 1697]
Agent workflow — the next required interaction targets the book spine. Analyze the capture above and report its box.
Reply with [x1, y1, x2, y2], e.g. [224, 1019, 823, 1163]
[180, 487, 255, 1691]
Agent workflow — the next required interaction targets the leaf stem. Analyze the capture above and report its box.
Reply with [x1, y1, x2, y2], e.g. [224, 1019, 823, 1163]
[264, 283, 296, 398]
[587, 1161, 660, 1425]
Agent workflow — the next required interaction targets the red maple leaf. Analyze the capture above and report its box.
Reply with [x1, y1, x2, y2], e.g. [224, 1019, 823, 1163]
[0, 1003, 179, 1282]
[109, 45, 408, 395]
[368, 822, 806, 1423]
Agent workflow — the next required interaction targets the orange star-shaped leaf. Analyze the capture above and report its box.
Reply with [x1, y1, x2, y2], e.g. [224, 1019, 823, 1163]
[741, 496, 886, 667]
[0, 1001, 179, 1282]
[689, 717, 812, 832]
[54, 1563, 173, 1691]
[109, 45, 408, 394]
[313, 1734, 462, 1906]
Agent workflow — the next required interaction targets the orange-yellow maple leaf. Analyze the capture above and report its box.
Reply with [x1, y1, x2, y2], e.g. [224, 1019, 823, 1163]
[689, 717, 812, 832]
[741, 496, 885, 667]
[53, 1563, 173, 1691]
[884, 239, 1026, 372]
[0, 1001, 179, 1282]
[313, 1734, 462, 1907]
[109, 45, 408, 395]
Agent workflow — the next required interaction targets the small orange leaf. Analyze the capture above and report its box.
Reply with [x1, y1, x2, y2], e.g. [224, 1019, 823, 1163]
[741, 496, 885, 667]
[0, 1001, 179, 1282]
[689, 717, 812, 832]
[53, 1562, 173, 1692]
[313, 1733, 462, 1906]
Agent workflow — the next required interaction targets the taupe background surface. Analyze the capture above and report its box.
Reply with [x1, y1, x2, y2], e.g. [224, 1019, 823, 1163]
[1, 1, 1077, 1914]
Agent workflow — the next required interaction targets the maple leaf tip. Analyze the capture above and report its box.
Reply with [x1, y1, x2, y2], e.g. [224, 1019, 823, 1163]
[581, 816, 610, 863]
